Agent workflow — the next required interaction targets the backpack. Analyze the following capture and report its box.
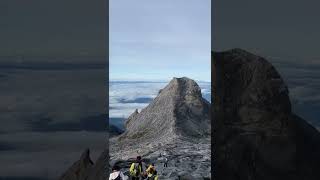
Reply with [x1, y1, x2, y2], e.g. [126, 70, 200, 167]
[130, 163, 141, 177]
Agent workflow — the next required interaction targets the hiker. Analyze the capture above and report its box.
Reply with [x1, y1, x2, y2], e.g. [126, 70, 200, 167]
[146, 163, 158, 180]
[109, 165, 127, 180]
[129, 156, 143, 180]
[147, 170, 158, 180]
[164, 157, 168, 167]
[146, 163, 155, 176]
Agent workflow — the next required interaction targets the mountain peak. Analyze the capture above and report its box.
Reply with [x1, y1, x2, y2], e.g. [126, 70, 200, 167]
[121, 77, 210, 143]
[80, 148, 91, 160]
[59, 149, 94, 180]
[159, 77, 202, 98]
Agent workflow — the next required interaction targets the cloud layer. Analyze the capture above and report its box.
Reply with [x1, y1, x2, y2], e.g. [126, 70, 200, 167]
[0, 67, 107, 179]
[270, 58, 320, 128]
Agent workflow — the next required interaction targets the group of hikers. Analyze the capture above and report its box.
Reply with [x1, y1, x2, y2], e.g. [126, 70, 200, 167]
[109, 155, 168, 180]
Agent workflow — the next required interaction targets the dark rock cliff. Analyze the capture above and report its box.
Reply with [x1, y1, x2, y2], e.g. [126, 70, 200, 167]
[213, 49, 320, 180]
[59, 149, 94, 180]
[59, 147, 109, 180]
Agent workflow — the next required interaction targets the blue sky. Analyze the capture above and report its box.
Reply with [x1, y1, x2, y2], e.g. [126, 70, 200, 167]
[110, 0, 211, 82]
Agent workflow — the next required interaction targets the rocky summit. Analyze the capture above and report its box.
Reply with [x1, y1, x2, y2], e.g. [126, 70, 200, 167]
[213, 48, 320, 180]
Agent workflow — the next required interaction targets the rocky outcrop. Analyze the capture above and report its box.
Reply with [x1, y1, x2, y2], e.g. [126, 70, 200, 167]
[213, 48, 320, 180]
[59, 149, 94, 180]
[59, 148, 109, 180]
[86, 150, 109, 180]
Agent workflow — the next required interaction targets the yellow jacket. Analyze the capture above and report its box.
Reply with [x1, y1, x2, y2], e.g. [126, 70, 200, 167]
[129, 163, 142, 177]
[147, 174, 158, 180]
[146, 165, 155, 175]
[146, 165, 158, 180]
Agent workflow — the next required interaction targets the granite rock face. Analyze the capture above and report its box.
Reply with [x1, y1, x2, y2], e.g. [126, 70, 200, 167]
[213, 49, 320, 180]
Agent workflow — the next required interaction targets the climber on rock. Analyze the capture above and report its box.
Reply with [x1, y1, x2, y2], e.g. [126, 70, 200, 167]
[129, 156, 144, 180]
[164, 157, 168, 167]
[146, 163, 158, 180]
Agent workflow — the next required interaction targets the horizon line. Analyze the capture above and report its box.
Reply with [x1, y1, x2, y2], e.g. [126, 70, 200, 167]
[109, 79, 211, 83]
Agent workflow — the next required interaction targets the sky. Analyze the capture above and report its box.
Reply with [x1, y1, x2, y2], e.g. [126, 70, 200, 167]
[110, 0, 211, 82]
[213, 0, 320, 60]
